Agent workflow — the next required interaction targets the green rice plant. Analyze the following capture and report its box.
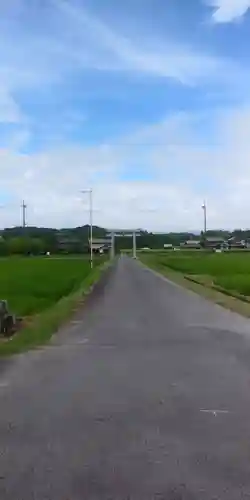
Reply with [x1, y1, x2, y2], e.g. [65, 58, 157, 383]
[214, 275, 250, 297]
[0, 257, 102, 316]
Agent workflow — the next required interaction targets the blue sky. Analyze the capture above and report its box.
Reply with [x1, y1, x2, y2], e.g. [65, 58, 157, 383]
[1, 0, 250, 230]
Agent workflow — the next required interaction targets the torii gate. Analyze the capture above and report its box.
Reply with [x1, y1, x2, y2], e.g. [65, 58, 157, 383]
[106, 229, 141, 259]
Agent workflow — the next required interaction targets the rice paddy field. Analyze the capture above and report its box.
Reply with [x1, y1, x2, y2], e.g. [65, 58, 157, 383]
[139, 250, 250, 298]
[0, 256, 100, 317]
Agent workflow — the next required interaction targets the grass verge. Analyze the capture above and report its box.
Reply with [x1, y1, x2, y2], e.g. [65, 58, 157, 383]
[139, 255, 250, 318]
[0, 261, 110, 357]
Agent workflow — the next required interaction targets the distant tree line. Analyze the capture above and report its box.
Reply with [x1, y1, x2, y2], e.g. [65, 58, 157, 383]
[0, 225, 106, 256]
[115, 229, 250, 251]
[0, 226, 249, 256]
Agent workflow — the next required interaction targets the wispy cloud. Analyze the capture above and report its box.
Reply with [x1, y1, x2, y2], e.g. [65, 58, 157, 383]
[205, 0, 250, 23]
[0, 106, 250, 230]
[53, 0, 234, 84]
[0, 0, 250, 231]
[0, 0, 247, 147]
[0, 0, 243, 156]
[0, 88, 22, 123]
[0, 0, 240, 99]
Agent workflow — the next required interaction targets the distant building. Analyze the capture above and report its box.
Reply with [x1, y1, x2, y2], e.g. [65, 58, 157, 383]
[180, 240, 201, 249]
[56, 231, 83, 253]
[203, 236, 225, 249]
[227, 237, 245, 249]
[90, 238, 111, 254]
[164, 243, 173, 249]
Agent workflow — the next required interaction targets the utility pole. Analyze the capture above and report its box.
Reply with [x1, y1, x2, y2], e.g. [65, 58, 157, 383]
[81, 189, 93, 269]
[132, 230, 137, 259]
[202, 201, 207, 235]
[111, 231, 115, 260]
[89, 189, 93, 269]
[21, 200, 27, 228]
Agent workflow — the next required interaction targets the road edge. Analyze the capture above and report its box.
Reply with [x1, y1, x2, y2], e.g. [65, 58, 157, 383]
[0, 259, 114, 357]
[138, 257, 250, 319]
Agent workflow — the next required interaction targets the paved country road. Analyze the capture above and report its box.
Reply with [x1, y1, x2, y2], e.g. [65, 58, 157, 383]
[2, 257, 250, 499]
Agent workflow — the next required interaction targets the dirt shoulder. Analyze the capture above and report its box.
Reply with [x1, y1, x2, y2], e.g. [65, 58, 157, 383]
[139, 256, 250, 318]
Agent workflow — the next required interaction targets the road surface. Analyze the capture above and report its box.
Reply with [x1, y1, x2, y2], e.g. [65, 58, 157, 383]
[1, 256, 250, 499]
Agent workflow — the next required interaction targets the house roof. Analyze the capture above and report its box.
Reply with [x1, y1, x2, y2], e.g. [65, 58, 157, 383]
[205, 236, 225, 242]
[92, 243, 106, 249]
[58, 238, 81, 244]
[228, 237, 245, 242]
[90, 238, 111, 245]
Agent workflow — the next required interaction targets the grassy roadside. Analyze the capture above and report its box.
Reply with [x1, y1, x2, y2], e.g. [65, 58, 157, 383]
[0, 260, 110, 357]
[139, 254, 250, 318]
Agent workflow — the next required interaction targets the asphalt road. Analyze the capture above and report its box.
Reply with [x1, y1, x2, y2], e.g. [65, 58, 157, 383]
[1, 257, 250, 499]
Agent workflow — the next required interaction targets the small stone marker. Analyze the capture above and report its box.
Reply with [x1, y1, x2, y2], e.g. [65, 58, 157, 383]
[0, 300, 16, 337]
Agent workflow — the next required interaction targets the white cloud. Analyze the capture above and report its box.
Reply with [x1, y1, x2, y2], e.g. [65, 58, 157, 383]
[0, 0, 240, 101]
[0, 0, 246, 156]
[205, 0, 250, 23]
[0, 88, 21, 123]
[5, 129, 30, 150]
[0, 0, 244, 165]
[0, 1, 250, 232]
[52, 0, 233, 85]
[0, 106, 250, 231]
